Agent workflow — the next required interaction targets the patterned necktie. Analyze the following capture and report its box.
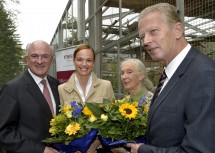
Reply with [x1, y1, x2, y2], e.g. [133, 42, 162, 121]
[152, 70, 167, 103]
[41, 79, 54, 115]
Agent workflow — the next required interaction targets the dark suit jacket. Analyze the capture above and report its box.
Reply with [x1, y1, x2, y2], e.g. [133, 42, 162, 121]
[0, 71, 60, 153]
[139, 47, 215, 153]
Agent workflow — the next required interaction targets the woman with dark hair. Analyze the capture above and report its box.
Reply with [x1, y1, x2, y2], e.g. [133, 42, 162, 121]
[58, 44, 115, 153]
[58, 44, 115, 105]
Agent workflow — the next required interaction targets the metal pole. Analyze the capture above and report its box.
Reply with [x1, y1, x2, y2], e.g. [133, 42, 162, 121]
[176, 0, 184, 26]
[117, 0, 122, 98]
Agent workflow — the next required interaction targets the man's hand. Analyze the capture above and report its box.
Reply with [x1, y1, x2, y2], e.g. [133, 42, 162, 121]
[44, 147, 60, 153]
[126, 143, 142, 153]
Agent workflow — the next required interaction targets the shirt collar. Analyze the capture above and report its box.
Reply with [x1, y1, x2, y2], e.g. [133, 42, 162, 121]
[28, 68, 47, 85]
[165, 43, 191, 79]
[74, 73, 92, 102]
[130, 86, 148, 102]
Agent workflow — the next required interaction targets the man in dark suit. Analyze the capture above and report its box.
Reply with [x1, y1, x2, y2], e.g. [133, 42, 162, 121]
[0, 40, 60, 153]
[127, 3, 215, 153]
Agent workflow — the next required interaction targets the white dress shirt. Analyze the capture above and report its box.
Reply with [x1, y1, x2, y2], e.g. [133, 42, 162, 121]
[161, 44, 191, 93]
[74, 73, 92, 102]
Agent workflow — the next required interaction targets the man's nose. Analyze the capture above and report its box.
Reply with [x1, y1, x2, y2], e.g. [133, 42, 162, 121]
[143, 34, 152, 46]
[36, 56, 43, 63]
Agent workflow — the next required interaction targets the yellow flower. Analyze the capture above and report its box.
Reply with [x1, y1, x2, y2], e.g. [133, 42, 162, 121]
[115, 100, 123, 103]
[50, 118, 56, 126]
[119, 103, 138, 119]
[132, 101, 138, 107]
[49, 127, 58, 136]
[65, 122, 81, 135]
[89, 115, 97, 122]
[82, 107, 93, 116]
[65, 110, 72, 118]
[63, 105, 71, 113]
[101, 114, 108, 121]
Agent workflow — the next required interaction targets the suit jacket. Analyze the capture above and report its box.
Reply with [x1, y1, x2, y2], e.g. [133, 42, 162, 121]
[58, 72, 115, 105]
[139, 47, 215, 153]
[0, 71, 60, 153]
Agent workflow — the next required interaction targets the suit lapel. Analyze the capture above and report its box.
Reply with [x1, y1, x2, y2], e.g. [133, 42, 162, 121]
[148, 47, 198, 129]
[148, 72, 180, 120]
[24, 71, 53, 118]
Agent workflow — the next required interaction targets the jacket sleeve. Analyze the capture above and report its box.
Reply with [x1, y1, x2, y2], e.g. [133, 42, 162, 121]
[0, 84, 45, 153]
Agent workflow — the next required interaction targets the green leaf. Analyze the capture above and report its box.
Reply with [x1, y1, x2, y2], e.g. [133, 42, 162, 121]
[85, 102, 105, 117]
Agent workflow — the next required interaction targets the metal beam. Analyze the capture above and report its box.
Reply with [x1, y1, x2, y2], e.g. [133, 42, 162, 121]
[97, 31, 138, 52]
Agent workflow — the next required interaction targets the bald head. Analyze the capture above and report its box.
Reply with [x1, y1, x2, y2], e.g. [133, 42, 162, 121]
[26, 40, 54, 78]
[26, 40, 54, 56]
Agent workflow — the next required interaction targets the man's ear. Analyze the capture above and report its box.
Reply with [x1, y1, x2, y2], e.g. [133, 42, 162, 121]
[174, 22, 184, 39]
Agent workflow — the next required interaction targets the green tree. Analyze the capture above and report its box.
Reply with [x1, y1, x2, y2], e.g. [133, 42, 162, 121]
[0, 0, 22, 87]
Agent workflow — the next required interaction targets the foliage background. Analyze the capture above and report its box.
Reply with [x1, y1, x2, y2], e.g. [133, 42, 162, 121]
[0, 0, 23, 87]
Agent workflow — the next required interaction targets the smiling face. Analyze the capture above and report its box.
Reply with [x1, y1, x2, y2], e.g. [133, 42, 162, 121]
[73, 48, 95, 78]
[121, 61, 144, 95]
[138, 11, 179, 66]
[27, 40, 53, 78]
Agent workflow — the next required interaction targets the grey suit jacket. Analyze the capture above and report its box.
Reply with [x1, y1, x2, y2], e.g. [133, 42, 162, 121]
[139, 47, 215, 153]
[0, 71, 60, 153]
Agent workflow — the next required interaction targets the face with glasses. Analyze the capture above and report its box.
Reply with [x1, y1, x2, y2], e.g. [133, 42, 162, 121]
[73, 48, 95, 78]
[27, 40, 53, 78]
